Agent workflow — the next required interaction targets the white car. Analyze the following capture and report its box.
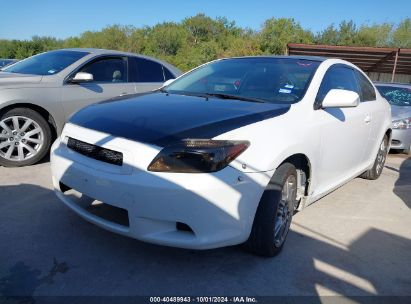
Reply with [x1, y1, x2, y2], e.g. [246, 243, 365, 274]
[51, 56, 391, 256]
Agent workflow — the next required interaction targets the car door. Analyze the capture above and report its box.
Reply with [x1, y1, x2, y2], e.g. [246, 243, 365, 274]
[313, 65, 371, 194]
[128, 56, 172, 93]
[355, 70, 382, 160]
[61, 56, 130, 119]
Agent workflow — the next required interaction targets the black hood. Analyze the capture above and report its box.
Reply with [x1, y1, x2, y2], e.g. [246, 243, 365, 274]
[69, 92, 290, 147]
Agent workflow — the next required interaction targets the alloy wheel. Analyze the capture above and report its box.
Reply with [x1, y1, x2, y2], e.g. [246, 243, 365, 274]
[0, 116, 44, 161]
[375, 138, 387, 175]
[274, 174, 297, 247]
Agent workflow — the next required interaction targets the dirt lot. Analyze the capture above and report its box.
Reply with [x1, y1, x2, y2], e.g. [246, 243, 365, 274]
[0, 153, 410, 301]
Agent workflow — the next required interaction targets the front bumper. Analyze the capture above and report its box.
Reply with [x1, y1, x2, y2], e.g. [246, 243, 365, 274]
[50, 124, 271, 249]
[391, 128, 411, 152]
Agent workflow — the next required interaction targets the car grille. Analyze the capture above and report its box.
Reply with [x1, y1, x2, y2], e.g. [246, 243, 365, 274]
[67, 137, 123, 166]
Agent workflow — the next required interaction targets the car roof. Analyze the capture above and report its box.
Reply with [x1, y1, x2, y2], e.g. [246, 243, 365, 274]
[62, 52, 328, 62]
[374, 82, 411, 89]
[61, 48, 141, 56]
[223, 55, 328, 62]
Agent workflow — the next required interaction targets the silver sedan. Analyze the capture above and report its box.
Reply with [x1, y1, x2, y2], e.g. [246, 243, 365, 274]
[0, 49, 181, 166]
[376, 82, 411, 154]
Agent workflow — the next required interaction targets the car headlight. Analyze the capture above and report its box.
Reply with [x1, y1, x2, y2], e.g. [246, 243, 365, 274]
[392, 118, 411, 129]
[148, 139, 250, 173]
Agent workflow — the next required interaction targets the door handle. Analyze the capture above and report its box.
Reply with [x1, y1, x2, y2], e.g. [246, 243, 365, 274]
[119, 92, 128, 96]
[364, 115, 371, 123]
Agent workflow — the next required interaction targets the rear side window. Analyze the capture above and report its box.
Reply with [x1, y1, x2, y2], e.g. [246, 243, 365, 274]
[316, 65, 360, 104]
[356, 71, 376, 101]
[129, 57, 165, 82]
[80, 57, 127, 83]
[163, 67, 175, 81]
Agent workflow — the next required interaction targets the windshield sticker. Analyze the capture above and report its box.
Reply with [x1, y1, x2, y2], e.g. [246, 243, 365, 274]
[279, 88, 292, 94]
[297, 62, 312, 67]
[214, 85, 227, 91]
[48, 69, 56, 74]
[284, 84, 294, 89]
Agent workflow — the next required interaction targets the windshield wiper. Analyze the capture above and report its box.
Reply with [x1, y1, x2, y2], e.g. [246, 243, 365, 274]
[204, 93, 266, 103]
[157, 90, 266, 103]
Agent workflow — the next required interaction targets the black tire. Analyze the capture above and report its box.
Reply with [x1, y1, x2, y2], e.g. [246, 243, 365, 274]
[360, 134, 388, 180]
[0, 108, 52, 167]
[244, 162, 297, 257]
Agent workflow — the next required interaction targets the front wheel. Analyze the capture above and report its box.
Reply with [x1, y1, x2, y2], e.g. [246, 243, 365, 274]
[244, 162, 297, 257]
[361, 134, 388, 180]
[0, 108, 52, 167]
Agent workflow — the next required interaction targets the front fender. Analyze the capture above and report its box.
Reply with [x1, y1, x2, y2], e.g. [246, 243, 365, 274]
[0, 87, 64, 135]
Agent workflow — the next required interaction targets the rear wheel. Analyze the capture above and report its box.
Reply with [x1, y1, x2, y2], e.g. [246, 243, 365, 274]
[361, 135, 388, 180]
[244, 162, 297, 257]
[0, 108, 51, 167]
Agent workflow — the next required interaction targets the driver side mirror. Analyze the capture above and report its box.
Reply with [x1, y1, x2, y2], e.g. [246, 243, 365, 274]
[70, 72, 93, 83]
[162, 79, 175, 87]
[322, 89, 360, 108]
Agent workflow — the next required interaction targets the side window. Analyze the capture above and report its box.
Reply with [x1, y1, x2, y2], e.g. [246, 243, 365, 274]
[80, 57, 126, 83]
[356, 71, 376, 101]
[316, 65, 360, 104]
[163, 66, 175, 81]
[129, 57, 165, 82]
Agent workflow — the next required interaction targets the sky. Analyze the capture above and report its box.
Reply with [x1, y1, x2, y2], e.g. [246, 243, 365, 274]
[1, 0, 410, 40]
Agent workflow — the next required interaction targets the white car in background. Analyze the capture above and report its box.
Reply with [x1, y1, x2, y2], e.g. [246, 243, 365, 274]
[51, 56, 391, 256]
[0, 48, 181, 166]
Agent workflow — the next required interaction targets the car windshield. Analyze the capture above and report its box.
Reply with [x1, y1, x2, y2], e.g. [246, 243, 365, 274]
[3, 50, 89, 76]
[377, 85, 411, 106]
[164, 57, 321, 104]
[0, 59, 16, 68]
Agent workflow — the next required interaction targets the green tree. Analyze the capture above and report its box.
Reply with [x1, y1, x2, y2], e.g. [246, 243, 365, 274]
[146, 22, 188, 56]
[76, 25, 132, 50]
[0, 15, 410, 72]
[357, 23, 393, 47]
[183, 13, 219, 44]
[316, 25, 339, 45]
[0, 40, 17, 58]
[337, 21, 358, 45]
[127, 27, 150, 54]
[393, 18, 411, 48]
[259, 18, 314, 54]
[173, 41, 219, 71]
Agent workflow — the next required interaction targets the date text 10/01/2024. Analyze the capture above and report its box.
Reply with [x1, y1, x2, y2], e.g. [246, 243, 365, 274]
[149, 297, 258, 303]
